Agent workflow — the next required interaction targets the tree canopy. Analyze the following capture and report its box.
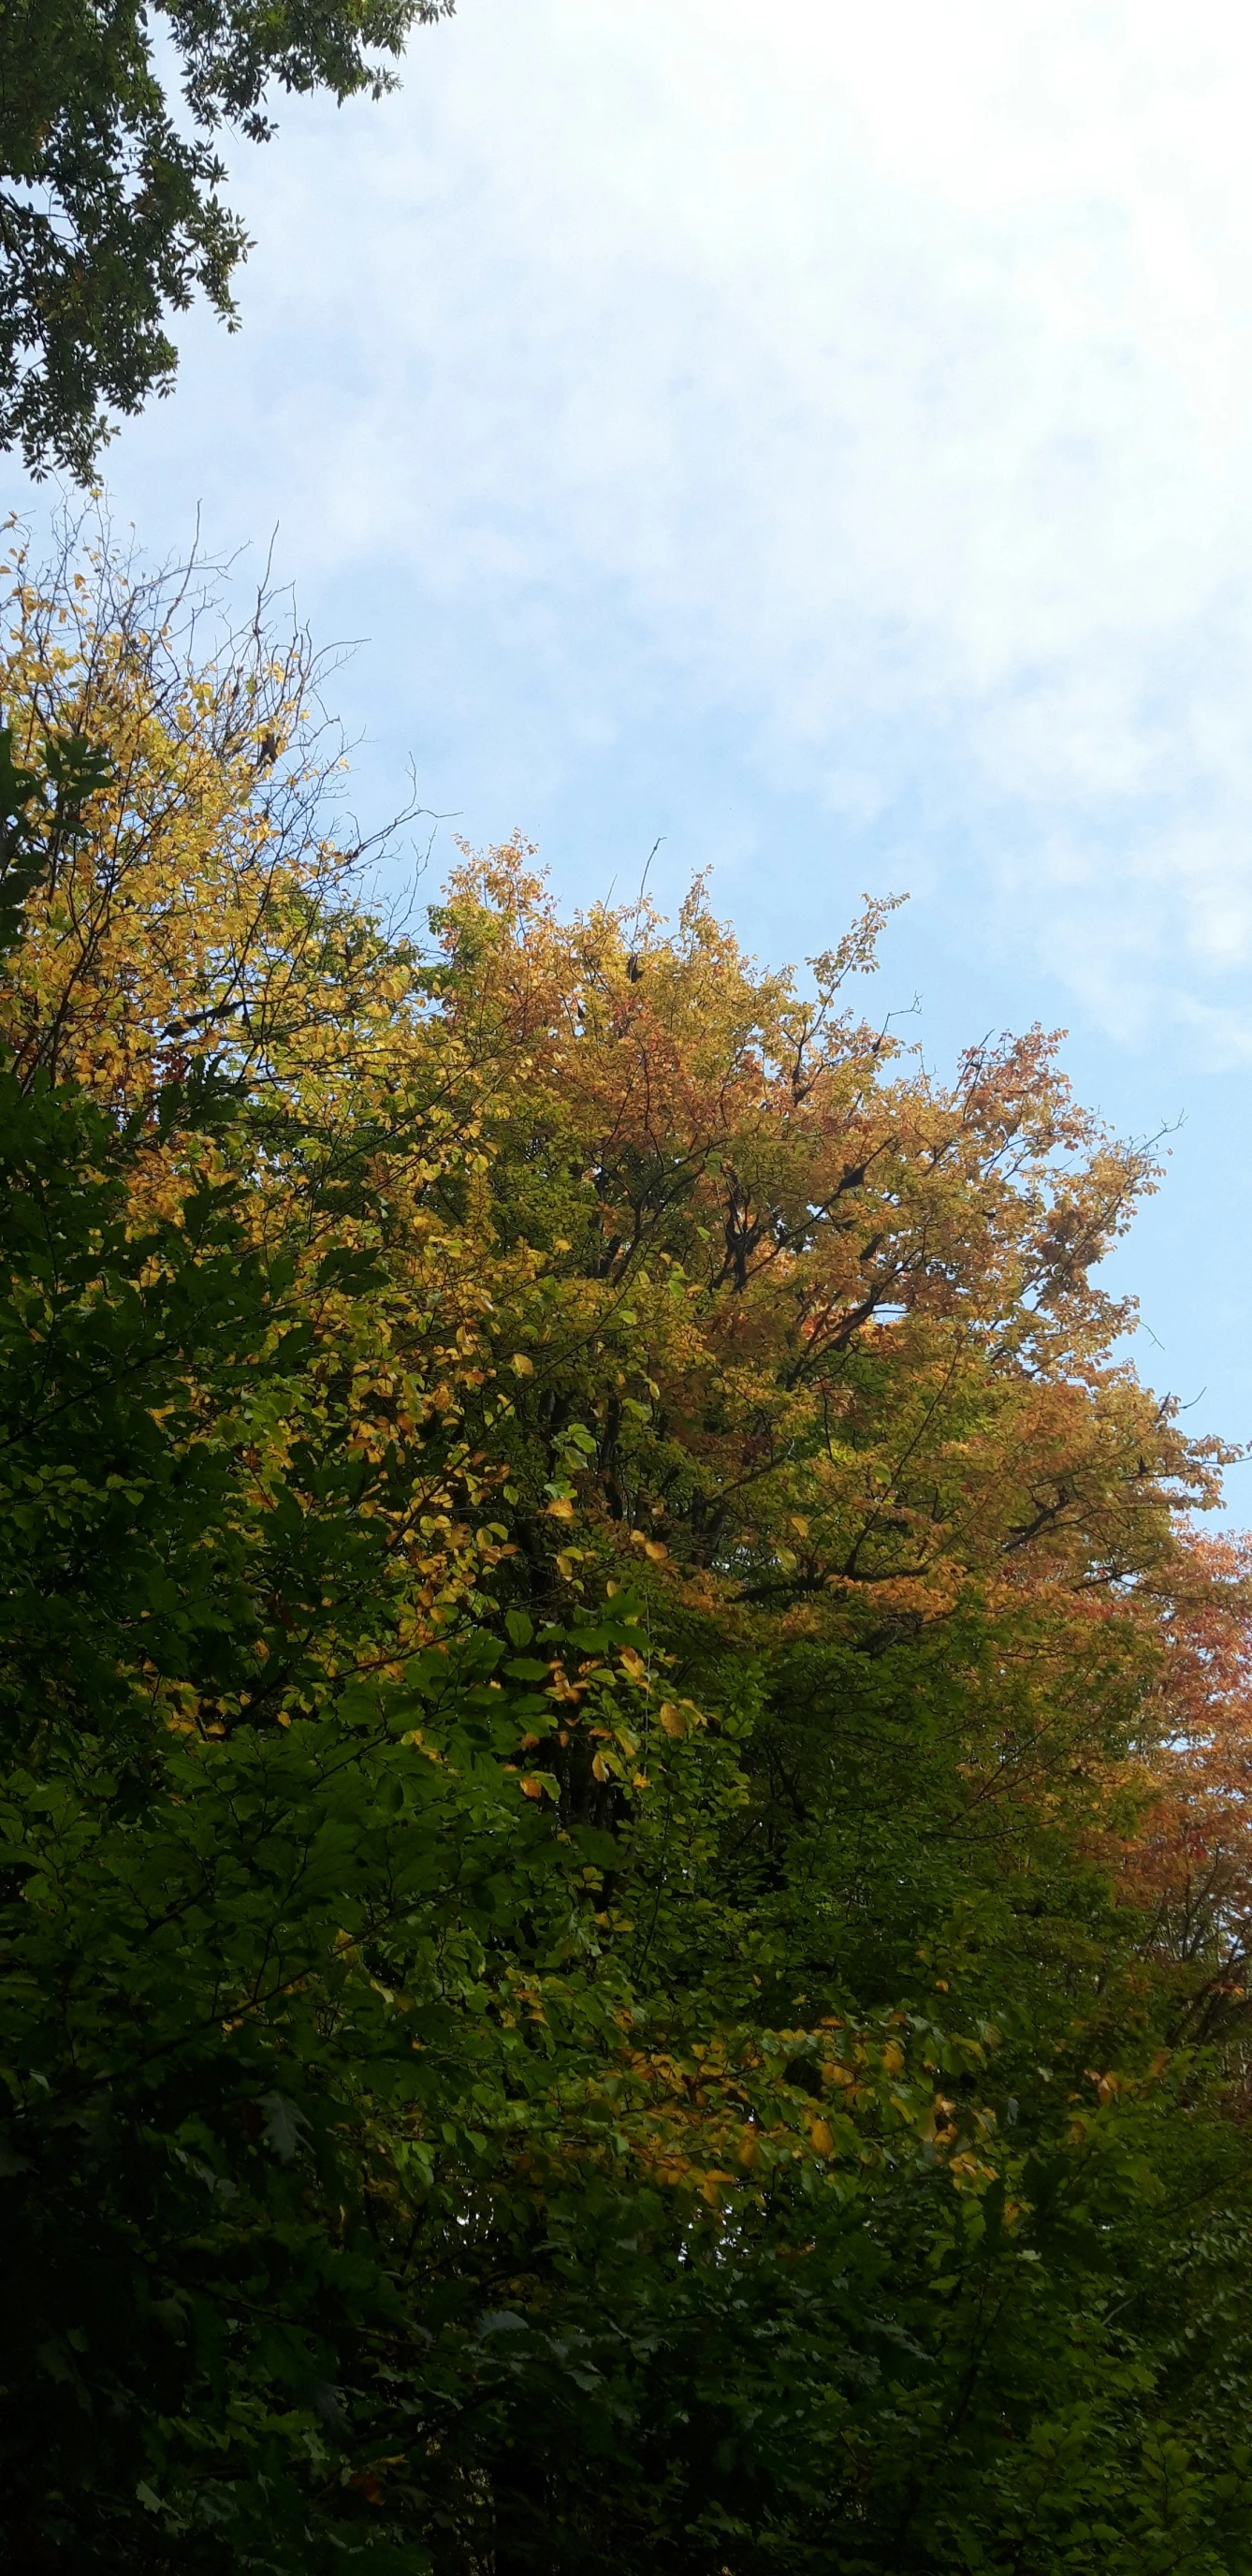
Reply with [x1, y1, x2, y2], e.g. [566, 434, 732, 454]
[0, 0, 454, 483]
[4, 536, 1252, 2571]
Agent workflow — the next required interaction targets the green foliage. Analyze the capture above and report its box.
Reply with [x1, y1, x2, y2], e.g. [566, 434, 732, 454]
[0, 1637, 643, 2566]
[0, 0, 454, 480]
[0, 980, 651, 2557]
[4, 636, 1252, 2569]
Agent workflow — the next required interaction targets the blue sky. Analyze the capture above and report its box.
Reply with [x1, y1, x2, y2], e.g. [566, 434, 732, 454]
[9, 0, 1252, 1502]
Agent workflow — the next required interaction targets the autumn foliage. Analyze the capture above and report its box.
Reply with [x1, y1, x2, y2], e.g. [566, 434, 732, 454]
[4, 538, 1252, 2574]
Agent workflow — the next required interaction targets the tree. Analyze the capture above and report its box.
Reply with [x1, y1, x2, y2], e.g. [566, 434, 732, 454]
[0, 587, 670, 2569]
[1118, 1532, 1252, 2045]
[0, 0, 454, 483]
[6, 534, 1252, 2570]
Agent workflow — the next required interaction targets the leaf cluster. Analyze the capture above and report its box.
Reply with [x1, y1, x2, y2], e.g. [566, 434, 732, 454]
[0, 0, 453, 480]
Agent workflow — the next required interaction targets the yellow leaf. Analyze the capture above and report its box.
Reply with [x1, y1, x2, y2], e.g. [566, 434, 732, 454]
[659, 1702, 686, 1737]
[546, 1496, 575, 1520]
[511, 1353, 534, 1376]
[591, 1752, 612, 1782]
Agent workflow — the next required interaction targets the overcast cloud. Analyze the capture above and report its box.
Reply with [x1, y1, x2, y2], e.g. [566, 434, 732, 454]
[82, 0, 1252, 1044]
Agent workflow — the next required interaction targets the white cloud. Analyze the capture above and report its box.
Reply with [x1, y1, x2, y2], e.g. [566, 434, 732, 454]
[32, 0, 1252, 1048]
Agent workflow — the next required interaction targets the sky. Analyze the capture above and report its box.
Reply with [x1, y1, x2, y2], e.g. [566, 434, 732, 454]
[8, 0, 1252, 1501]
